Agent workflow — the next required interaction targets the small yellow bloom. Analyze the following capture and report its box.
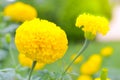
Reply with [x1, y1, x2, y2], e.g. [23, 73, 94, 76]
[100, 46, 113, 57]
[76, 13, 109, 40]
[95, 78, 110, 80]
[4, 2, 37, 22]
[88, 54, 102, 65]
[18, 53, 45, 70]
[77, 75, 93, 80]
[15, 18, 68, 64]
[80, 54, 102, 75]
[80, 62, 100, 75]
[70, 54, 83, 64]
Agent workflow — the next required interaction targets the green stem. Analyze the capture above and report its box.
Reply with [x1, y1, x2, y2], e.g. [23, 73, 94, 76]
[28, 61, 37, 80]
[63, 39, 90, 74]
[9, 44, 16, 66]
[100, 68, 108, 80]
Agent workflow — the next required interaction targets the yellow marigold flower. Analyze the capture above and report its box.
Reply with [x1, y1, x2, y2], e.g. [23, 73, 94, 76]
[95, 78, 110, 80]
[15, 18, 68, 64]
[75, 13, 109, 40]
[100, 46, 113, 57]
[4, 2, 37, 22]
[18, 53, 45, 70]
[88, 54, 102, 65]
[80, 62, 100, 75]
[70, 54, 83, 64]
[80, 54, 102, 75]
[77, 75, 93, 80]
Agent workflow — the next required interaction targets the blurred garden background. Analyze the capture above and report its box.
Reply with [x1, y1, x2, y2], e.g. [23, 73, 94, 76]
[0, 0, 120, 80]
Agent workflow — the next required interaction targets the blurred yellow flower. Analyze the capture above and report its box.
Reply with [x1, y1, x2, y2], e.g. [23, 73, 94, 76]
[95, 78, 110, 80]
[80, 54, 102, 75]
[15, 18, 68, 64]
[77, 75, 93, 80]
[75, 13, 109, 40]
[70, 54, 83, 64]
[4, 2, 37, 22]
[100, 46, 113, 57]
[88, 54, 102, 65]
[18, 53, 45, 70]
[80, 62, 100, 75]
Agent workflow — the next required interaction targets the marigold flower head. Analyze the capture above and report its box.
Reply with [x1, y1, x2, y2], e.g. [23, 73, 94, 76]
[18, 53, 45, 70]
[80, 54, 102, 75]
[76, 13, 109, 40]
[15, 18, 68, 64]
[100, 46, 113, 57]
[70, 54, 83, 64]
[77, 75, 93, 80]
[95, 78, 110, 80]
[4, 2, 37, 22]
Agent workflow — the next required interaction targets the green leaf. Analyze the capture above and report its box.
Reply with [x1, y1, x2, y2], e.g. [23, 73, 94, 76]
[0, 49, 7, 61]
[0, 68, 25, 80]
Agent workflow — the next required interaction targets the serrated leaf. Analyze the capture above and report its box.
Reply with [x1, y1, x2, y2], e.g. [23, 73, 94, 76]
[2, 24, 19, 33]
[0, 68, 25, 80]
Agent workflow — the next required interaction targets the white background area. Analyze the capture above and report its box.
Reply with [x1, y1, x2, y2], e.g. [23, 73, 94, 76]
[97, 5, 120, 42]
